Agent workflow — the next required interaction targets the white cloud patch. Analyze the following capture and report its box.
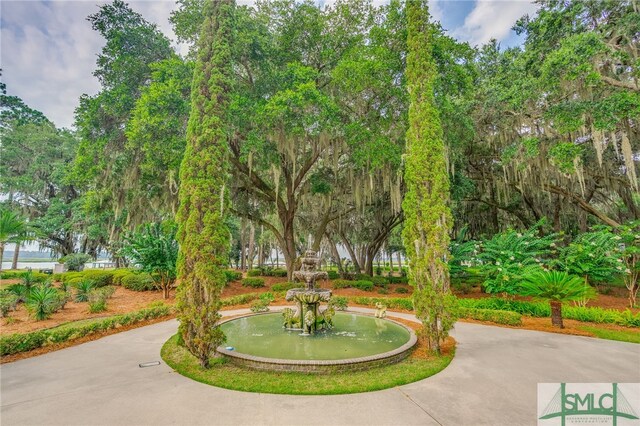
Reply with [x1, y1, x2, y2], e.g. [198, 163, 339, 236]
[452, 0, 539, 46]
[1, 0, 181, 129]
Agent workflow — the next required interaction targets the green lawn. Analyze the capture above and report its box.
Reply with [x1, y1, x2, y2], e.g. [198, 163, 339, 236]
[580, 326, 640, 344]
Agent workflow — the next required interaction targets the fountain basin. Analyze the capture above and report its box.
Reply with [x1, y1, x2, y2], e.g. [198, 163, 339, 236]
[217, 311, 417, 373]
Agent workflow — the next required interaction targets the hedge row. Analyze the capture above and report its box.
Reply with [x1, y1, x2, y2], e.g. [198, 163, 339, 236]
[247, 267, 288, 277]
[0, 303, 172, 356]
[333, 280, 374, 291]
[346, 296, 414, 311]
[52, 269, 157, 292]
[220, 293, 262, 307]
[458, 307, 522, 326]
[458, 298, 640, 327]
[242, 278, 265, 288]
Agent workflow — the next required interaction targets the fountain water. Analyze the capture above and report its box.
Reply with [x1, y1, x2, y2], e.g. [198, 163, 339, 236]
[284, 250, 332, 335]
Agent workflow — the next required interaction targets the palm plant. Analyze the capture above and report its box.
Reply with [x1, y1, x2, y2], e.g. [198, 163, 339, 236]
[519, 270, 596, 328]
[0, 209, 29, 272]
[25, 285, 60, 320]
[74, 280, 95, 302]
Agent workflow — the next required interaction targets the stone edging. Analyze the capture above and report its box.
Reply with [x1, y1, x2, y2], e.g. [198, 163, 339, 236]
[216, 310, 418, 373]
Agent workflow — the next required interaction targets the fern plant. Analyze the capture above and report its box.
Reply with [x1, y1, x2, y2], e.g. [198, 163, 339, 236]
[519, 270, 596, 328]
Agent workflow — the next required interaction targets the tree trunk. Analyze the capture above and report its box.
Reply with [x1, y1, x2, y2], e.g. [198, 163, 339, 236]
[550, 301, 563, 328]
[248, 222, 255, 270]
[11, 244, 20, 270]
[240, 218, 246, 271]
[325, 232, 343, 274]
[389, 250, 394, 274]
[0, 242, 5, 272]
[340, 232, 361, 273]
[397, 252, 402, 273]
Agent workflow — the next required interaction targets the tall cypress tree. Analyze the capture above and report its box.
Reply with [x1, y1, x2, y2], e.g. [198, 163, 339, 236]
[402, 0, 455, 354]
[175, 0, 234, 368]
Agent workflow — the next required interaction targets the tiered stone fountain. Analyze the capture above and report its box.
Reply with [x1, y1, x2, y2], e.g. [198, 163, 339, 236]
[284, 250, 332, 335]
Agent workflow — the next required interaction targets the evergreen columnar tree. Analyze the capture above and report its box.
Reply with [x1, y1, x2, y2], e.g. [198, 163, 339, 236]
[175, 0, 233, 369]
[402, 0, 455, 354]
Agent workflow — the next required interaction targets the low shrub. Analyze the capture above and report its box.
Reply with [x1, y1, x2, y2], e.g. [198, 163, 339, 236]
[271, 282, 299, 292]
[267, 268, 288, 277]
[111, 269, 136, 285]
[378, 288, 389, 295]
[458, 307, 522, 326]
[20, 271, 49, 285]
[457, 297, 640, 327]
[53, 271, 83, 284]
[452, 282, 472, 294]
[352, 280, 374, 291]
[395, 287, 409, 294]
[88, 298, 107, 313]
[332, 279, 352, 289]
[0, 270, 23, 279]
[388, 276, 409, 284]
[242, 277, 265, 288]
[121, 273, 155, 291]
[80, 270, 114, 288]
[246, 269, 262, 277]
[7, 284, 30, 302]
[330, 296, 348, 311]
[354, 274, 373, 281]
[348, 296, 414, 311]
[250, 292, 274, 313]
[224, 269, 242, 282]
[370, 276, 389, 287]
[220, 293, 261, 307]
[327, 271, 340, 280]
[0, 292, 20, 317]
[0, 303, 173, 356]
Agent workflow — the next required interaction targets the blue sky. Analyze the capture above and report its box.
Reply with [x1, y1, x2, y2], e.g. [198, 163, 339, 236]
[1, 0, 539, 129]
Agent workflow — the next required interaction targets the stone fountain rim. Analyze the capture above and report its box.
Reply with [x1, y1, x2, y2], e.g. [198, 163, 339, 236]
[216, 310, 418, 373]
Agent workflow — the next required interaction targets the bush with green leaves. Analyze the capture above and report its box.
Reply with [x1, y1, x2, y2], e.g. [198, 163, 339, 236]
[327, 271, 340, 280]
[388, 276, 409, 284]
[271, 282, 299, 292]
[59, 253, 92, 272]
[347, 296, 414, 311]
[478, 220, 561, 295]
[25, 285, 61, 320]
[247, 269, 262, 277]
[395, 286, 409, 294]
[88, 291, 108, 313]
[558, 226, 623, 298]
[121, 273, 155, 291]
[242, 277, 265, 288]
[120, 221, 178, 298]
[614, 222, 639, 307]
[79, 270, 115, 288]
[74, 280, 95, 302]
[329, 296, 348, 311]
[449, 231, 480, 279]
[223, 269, 242, 282]
[0, 292, 19, 317]
[458, 307, 522, 326]
[250, 292, 274, 313]
[220, 293, 261, 307]
[7, 284, 30, 302]
[111, 269, 136, 285]
[0, 303, 173, 356]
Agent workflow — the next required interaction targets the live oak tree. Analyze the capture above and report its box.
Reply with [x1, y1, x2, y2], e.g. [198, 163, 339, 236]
[175, 0, 233, 368]
[402, 0, 455, 354]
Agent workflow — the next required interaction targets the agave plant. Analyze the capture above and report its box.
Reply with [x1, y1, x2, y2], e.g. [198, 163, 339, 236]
[25, 285, 60, 321]
[519, 270, 597, 328]
[74, 280, 95, 303]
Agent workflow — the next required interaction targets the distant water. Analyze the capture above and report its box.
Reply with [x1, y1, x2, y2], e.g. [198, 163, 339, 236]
[1, 261, 113, 271]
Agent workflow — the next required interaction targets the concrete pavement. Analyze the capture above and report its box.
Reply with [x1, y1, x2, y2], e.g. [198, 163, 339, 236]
[1, 308, 639, 426]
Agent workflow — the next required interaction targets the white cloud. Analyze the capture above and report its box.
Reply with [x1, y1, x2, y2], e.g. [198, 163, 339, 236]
[452, 0, 539, 46]
[1, 1, 181, 129]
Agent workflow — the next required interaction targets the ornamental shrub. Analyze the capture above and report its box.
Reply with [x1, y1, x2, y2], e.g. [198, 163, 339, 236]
[0, 292, 20, 317]
[223, 269, 242, 282]
[121, 273, 155, 291]
[395, 286, 409, 294]
[25, 285, 61, 320]
[329, 296, 348, 310]
[332, 279, 352, 289]
[80, 270, 114, 288]
[59, 253, 92, 272]
[271, 282, 299, 292]
[352, 280, 374, 291]
[0, 303, 172, 356]
[327, 271, 340, 280]
[458, 307, 522, 326]
[241, 277, 265, 288]
[111, 269, 136, 285]
[74, 280, 95, 302]
[247, 269, 262, 277]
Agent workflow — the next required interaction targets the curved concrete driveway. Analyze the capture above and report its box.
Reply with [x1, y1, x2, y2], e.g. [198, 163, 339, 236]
[1, 308, 639, 426]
